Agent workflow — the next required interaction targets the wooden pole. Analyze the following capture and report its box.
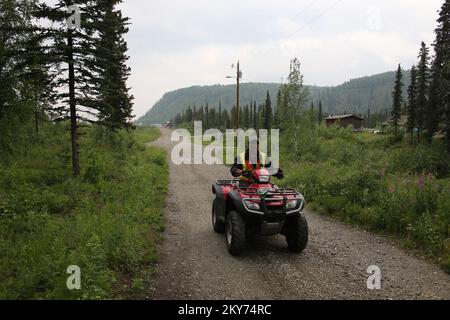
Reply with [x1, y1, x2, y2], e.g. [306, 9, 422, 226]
[236, 61, 240, 130]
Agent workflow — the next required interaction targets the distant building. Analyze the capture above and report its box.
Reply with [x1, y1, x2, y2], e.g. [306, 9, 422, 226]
[325, 114, 364, 130]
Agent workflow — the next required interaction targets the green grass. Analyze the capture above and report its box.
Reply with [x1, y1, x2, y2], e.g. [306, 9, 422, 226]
[133, 126, 161, 145]
[279, 124, 450, 272]
[0, 123, 168, 299]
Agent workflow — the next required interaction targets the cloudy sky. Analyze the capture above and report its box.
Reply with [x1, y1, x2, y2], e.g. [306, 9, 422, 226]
[118, 0, 444, 118]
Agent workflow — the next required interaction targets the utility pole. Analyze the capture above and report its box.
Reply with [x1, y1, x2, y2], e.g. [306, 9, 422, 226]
[236, 61, 240, 130]
[226, 61, 242, 129]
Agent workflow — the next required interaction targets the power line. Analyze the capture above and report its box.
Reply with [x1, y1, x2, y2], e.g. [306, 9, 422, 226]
[254, 0, 345, 58]
[289, 0, 317, 22]
[284, 0, 345, 39]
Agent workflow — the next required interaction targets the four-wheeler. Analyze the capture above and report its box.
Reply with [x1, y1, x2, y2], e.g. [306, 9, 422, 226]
[211, 168, 308, 256]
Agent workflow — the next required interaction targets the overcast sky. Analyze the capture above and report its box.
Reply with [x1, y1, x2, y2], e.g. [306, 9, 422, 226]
[118, 0, 444, 118]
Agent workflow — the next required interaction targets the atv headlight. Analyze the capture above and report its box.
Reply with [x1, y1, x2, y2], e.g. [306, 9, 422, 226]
[245, 201, 260, 211]
[259, 175, 270, 183]
[286, 200, 298, 210]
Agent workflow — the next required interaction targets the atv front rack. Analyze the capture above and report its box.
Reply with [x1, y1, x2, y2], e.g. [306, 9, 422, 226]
[240, 188, 305, 215]
[237, 187, 300, 197]
[216, 178, 241, 186]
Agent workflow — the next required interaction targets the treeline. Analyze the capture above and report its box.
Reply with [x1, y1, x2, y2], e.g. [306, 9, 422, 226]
[173, 90, 391, 130]
[173, 91, 282, 131]
[0, 0, 133, 175]
[391, 0, 450, 149]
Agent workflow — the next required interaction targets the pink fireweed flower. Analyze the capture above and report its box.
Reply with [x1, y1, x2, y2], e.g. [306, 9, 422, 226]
[379, 169, 386, 178]
[417, 176, 425, 191]
[388, 185, 395, 193]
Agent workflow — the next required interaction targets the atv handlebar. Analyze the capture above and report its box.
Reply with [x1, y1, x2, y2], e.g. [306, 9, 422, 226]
[240, 170, 285, 180]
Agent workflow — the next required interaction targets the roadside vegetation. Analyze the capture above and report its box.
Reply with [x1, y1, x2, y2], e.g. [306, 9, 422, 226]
[0, 125, 167, 299]
[279, 126, 450, 272]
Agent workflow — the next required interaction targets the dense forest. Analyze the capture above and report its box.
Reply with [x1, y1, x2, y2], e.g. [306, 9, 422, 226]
[138, 70, 410, 126]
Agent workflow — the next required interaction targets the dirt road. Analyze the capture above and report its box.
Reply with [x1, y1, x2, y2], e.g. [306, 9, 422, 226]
[150, 128, 450, 300]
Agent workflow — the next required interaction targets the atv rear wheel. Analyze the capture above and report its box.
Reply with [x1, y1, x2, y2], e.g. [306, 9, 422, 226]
[212, 198, 225, 233]
[286, 213, 308, 253]
[225, 211, 246, 256]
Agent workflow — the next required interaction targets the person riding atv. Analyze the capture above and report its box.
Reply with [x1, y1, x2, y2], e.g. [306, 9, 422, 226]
[230, 139, 284, 184]
[212, 137, 308, 256]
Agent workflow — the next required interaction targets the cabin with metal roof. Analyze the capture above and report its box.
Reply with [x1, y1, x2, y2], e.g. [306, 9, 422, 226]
[325, 114, 364, 130]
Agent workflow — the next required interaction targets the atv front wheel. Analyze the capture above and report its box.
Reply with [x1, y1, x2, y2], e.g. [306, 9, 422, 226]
[286, 213, 308, 253]
[212, 198, 225, 233]
[225, 211, 246, 256]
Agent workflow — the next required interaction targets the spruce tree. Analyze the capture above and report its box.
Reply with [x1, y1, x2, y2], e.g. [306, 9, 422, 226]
[407, 65, 418, 142]
[263, 91, 273, 130]
[253, 102, 257, 130]
[0, 0, 55, 145]
[94, 0, 134, 129]
[428, 0, 450, 149]
[391, 64, 404, 138]
[273, 88, 283, 129]
[416, 42, 430, 142]
[33, 0, 99, 175]
[318, 100, 323, 124]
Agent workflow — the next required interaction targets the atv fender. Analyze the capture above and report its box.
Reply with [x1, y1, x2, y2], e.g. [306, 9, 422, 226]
[212, 184, 225, 199]
[227, 190, 246, 215]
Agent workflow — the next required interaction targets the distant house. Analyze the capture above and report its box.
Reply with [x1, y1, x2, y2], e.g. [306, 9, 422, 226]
[325, 114, 364, 130]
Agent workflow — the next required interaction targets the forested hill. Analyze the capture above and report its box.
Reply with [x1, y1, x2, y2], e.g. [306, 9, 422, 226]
[138, 70, 410, 124]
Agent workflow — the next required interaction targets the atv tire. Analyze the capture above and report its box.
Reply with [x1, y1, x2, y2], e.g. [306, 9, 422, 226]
[286, 213, 308, 253]
[225, 211, 246, 256]
[212, 198, 225, 233]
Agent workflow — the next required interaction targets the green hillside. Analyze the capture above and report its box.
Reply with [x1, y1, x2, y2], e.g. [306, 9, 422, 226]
[138, 70, 410, 125]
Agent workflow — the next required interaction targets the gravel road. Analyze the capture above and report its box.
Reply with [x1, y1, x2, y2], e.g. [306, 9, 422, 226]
[150, 128, 450, 300]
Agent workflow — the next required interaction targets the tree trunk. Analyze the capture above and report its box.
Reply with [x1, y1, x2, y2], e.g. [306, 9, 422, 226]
[34, 111, 39, 135]
[68, 30, 80, 177]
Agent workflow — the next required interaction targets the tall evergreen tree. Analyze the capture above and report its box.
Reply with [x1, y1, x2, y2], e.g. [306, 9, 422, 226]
[33, 0, 100, 175]
[407, 65, 418, 142]
[253, 102, 258, 130]
[391, 64, 404, 138]
[428, 0, 450, 148]
[318, 100, 323, 124]
[273, 89, 283, 129]
[94, 0, 134, 129]
[0, 0, 55, 147]
[204, 104, 209, 129]
[263, 91, 273, 130]
[416, 42, 430, 141]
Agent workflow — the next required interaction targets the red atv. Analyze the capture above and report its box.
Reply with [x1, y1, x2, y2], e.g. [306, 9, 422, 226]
[212, 168, 308, 256]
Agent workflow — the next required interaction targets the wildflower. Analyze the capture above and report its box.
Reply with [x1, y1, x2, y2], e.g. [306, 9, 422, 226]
[417, 176, 425, 191]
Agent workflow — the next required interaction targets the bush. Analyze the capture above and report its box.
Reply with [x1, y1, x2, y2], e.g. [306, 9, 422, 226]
[281, 121, 450, 273]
